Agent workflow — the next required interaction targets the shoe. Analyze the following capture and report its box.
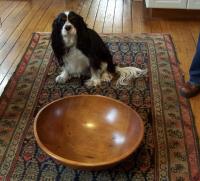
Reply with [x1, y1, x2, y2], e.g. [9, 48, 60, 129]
[180, 82, 200, 98]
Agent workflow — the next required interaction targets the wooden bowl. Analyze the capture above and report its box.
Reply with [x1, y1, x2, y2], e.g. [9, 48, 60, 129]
[34, 95, 144, 170]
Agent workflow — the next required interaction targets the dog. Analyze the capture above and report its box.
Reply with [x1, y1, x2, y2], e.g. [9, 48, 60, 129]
[51, 11, 147, 86]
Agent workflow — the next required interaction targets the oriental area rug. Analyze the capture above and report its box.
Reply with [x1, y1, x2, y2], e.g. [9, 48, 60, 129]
[0, 33, 200, 181]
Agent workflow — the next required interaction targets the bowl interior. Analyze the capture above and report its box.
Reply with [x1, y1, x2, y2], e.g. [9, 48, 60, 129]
[34, 95, 144, 167]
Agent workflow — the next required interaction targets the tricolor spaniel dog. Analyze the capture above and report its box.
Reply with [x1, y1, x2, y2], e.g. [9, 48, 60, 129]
[51, 11, 147, 86]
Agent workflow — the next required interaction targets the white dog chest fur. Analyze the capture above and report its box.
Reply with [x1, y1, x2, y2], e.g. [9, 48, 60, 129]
[63, 47, 90, 75]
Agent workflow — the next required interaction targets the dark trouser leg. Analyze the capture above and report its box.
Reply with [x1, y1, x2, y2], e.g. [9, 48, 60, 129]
[189, 34, 200, 85]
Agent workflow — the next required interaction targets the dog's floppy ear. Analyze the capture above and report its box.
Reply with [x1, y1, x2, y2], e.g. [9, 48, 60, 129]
[68, 12, 89, 53]
[69, 11, 87, 30]
[52, 13, 67, 30]
[51, 13, 66, 67]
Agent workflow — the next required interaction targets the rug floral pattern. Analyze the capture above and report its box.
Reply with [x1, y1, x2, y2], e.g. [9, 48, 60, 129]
[0, 33, 199, 180]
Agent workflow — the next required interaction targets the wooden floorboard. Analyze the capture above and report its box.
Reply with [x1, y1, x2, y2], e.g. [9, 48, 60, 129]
[0, 0, 54, 79]
[0, 0, 199, 136]
[0, 1, 13, 15]
[132, 2, 151, 33]
[0, 1, 28, 39]
[123, 0, 132, 33]
[0, 0, 47, 66]
[0, 1, 19, 24]
[86, 0, 101, 29]
[103, 0, 116, 33]
[79, 0, 93, 20]
[93, 0, 108, 33]
[113, 0, 123, 33]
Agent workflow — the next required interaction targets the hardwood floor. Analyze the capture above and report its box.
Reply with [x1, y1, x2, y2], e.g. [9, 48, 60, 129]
[0, 0, 200, 137]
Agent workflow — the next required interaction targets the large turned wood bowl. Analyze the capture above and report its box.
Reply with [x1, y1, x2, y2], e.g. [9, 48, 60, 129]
[34, 95, 144, 170]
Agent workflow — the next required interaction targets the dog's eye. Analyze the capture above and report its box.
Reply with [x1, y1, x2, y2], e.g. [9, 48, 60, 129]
[68, 17, 76, 22]
[61, 16, 67, 22]
[57, 13, 67, 23]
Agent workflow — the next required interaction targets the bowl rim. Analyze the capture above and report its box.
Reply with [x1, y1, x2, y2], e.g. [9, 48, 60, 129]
[33, 95, 144, 168]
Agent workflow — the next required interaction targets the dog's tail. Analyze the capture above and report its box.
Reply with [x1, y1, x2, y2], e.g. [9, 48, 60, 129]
[115, 66, 147, 86]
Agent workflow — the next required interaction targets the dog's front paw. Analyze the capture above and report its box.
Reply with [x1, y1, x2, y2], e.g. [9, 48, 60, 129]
[101, 72, 113, 82]
[56, 75, 69, 84]
[85, 79, 101, 87]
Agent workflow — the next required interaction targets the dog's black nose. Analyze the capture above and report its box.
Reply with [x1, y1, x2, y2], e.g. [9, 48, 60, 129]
[65, 25, 71, 31]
